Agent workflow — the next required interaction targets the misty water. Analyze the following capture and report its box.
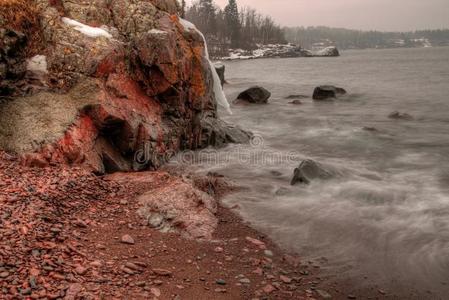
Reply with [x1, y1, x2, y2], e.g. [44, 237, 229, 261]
[172, 47, 449, 297]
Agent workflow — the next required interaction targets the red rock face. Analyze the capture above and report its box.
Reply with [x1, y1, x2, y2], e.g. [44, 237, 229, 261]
[1, 0, 249, 173]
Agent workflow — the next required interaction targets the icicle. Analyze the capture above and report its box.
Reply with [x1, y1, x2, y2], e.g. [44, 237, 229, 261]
[179, 18, 232, 114]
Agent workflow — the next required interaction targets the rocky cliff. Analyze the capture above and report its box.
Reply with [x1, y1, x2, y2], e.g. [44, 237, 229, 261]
[0, 0, 249, 174]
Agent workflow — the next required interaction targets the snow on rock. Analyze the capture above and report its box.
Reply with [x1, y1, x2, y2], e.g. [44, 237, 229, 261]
[148, 29, 167, 35]
[315, 46, 340, 57]
[179, 18, 232, 114]
[62, 17, 112, 39]
[27, 55, 47, 73]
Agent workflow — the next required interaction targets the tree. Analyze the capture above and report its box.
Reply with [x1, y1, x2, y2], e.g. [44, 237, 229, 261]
[224, 0, 240, 48]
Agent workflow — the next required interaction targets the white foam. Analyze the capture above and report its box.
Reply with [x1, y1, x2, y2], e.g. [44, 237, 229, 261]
[179, 18, 232, 114]
[62, 17, 112, 39]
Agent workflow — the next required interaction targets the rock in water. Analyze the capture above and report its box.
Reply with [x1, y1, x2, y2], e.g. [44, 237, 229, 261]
[291, 159, 336, 185]
[214, 63, 226, 86]
[235, 86, 271, 104]
[315, 46, 340, 57]
[313, 85, 347, 100]
[388, 111, 414, 121]
[0, 0, 247, 173]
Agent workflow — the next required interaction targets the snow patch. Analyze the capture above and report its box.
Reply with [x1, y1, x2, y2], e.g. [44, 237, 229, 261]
[148, 29, 167, 35]
[27, 55, 47, 74]
[62, 17, 112, 39]
[179, 18, 232, 114]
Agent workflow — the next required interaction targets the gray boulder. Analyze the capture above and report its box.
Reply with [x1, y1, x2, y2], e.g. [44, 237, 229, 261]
[291, 159, 336, 185]
[315, 46, 340, 57]
[313, 85, 347, 100]
[235, 86, 271, 104]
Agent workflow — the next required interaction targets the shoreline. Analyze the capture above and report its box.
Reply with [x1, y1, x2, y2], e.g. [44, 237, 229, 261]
[0, 151, 329, 299]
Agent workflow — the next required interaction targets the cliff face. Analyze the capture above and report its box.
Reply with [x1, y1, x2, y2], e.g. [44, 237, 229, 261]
[0, 0, 249, 174]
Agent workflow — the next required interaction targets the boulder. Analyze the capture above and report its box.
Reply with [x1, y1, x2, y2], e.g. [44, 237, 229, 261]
[135, 173, 218, 240]
[315, 46, 340, 57]
[291, 159, 336, 185]
[214, 63, 226, 86]
[388, 111, 414, 121]
[235, 86, 271, 104]
[0, 0, 243, 173]
[313, 85, 347, 100]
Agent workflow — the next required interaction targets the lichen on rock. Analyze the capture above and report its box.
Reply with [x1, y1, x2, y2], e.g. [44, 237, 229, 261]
[0, 0, 250, 173]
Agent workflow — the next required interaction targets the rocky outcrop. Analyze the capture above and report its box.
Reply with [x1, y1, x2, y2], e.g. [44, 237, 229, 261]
[313, 85, 347, 100]
[291, 159, 339, 185]
[235, 86, 271, 104]
[106, 171, 218, 240]
[0, 0, 246, 173]
[315, 46, 340, 57]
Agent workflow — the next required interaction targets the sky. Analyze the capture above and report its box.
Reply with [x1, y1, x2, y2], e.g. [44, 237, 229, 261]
[186, 0, 449, 31]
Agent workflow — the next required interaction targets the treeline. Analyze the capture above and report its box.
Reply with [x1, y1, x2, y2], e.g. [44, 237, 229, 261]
[182, 0, 286, 56]
[284, 26, 449, 50]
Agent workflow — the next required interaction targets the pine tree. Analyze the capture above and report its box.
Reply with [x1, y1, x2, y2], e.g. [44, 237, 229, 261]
[224, 0, 241, 48]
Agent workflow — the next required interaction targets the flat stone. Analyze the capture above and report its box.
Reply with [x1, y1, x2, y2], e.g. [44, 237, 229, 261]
[121, 234, 135, 245]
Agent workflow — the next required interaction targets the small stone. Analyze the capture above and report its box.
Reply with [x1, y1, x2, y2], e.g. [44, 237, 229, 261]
[121, 234, 135, 245]
[317, 290, 332, 299]
[150, 287, 161, 297]
[75, 265, 88, 275]
[263, 284, 276, 294]
[216, 279, 226, 285]
[348, 295, 357, 299]
[0, 271, 9, 278]
[264, 250, 273, 257]
[214, 247, 224, 253]
[280, 275, 292, 284]
[215, 288, 227, 293]
[152, 268, 172, 276]
[239, 278, 251, 284]
[20, 288, 32, 295]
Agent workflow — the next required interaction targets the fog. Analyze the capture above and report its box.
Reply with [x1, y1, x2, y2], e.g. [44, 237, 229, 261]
[186, 0, 449, 31]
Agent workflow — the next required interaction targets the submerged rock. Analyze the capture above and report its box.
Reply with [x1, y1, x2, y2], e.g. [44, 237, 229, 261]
[235, 86, 271, 104]
[291, 159, 337, 185]
[388, 111, 414, 121]
[313, 85, 347, 100]
[284, 94, 308, 100]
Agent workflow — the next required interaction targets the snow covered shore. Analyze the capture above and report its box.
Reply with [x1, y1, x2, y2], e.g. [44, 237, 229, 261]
[219, 44, 340, 60]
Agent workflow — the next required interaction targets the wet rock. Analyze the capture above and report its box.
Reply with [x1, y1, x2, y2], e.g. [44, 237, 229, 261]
[313, 85, 347, 100]
[200, 115, 252, 148]
[235, 86, 271, 104]
[291, 159, 339, 185]
[388, 111, 414, 121]
[285, 94, 308, 99]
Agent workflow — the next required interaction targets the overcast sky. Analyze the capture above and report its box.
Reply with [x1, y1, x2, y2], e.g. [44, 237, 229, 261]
[186, 0, 449, 31]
